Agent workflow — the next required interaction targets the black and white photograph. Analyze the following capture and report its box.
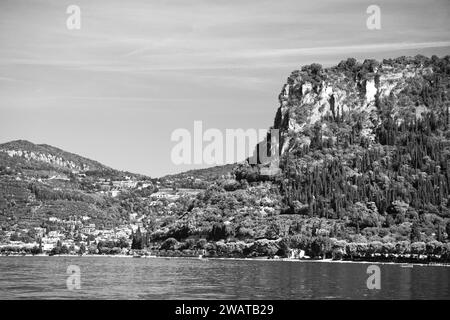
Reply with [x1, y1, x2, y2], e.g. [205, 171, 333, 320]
[0, 0, 449, 310]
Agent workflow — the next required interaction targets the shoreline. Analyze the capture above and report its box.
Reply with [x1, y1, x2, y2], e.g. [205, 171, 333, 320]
[1, 254, 449, 267]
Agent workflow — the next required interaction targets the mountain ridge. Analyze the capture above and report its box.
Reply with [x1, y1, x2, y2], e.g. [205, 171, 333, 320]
[0, 139, 152, 180]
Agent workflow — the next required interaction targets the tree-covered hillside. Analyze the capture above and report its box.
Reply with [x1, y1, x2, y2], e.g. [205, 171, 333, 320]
[2, 55, 450, 262]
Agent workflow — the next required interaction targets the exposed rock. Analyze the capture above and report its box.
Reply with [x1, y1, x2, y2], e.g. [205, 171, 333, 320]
[273, 59, 437, 154]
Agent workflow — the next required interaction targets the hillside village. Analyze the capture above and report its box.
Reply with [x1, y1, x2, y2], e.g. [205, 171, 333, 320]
[0, 144, 208, 254]
[0, 157, 208, 255]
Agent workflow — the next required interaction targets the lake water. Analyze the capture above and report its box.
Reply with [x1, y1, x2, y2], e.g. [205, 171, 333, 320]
[0, 256, 449, 299]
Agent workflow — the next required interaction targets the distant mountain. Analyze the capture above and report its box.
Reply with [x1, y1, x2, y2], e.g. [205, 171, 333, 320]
[0, 139, 115, 172]
[0, 140, 152, 231]
[0, 139, 148, 179]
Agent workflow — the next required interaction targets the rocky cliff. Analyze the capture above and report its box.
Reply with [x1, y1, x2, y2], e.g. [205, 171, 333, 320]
[238, 55, 450, 225]
[273, 56, 447, 156]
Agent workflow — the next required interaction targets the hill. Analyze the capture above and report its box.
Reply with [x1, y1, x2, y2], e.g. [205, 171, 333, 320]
[0, 140, 110, 172]
[156, 164, 236, 189]
[0, 140, 153, 234]
[152, 55, 450, 260]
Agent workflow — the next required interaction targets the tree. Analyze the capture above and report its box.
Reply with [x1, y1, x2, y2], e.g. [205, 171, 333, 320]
[426, 241, 443, 256]
[265, 222, 281, 239]
[60, 245, 69, 254]
[118, 237, 129, 249]
[411, 242, 426, 256]
[131, 227, 143, 250]
[310, 237, 332, 259]
[30, 245, 42, 255]
[79, 243, 86, 255]
[183, 238, 196, 250]
[446, 222, 450, 240]
[88, 245, 98, 255]
[437, 224, 444, 242]
[196, 238, 208, 249]
[210, 223, 233, 241]
[10, 232, 20, 241]
[395, 241, 411, 255]
[160, 238, 178, 250]
[277, 238, 290, 257]
[384, 215, 395, 228]
[411, 222, 421, 242]
[50, 243, 62, 255]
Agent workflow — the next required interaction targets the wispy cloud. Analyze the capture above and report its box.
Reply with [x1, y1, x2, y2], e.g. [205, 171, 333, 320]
[231, 41, 450, 58]
[0, 76, 19, 82]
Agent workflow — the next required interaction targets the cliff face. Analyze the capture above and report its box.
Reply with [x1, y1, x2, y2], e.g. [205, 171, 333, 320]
[0, 140, 107, 172]
[233, 55, 450, 226]
[274, 57, 440, 156]
[0, 148, 89, 171]
[254, 55, 450, 221]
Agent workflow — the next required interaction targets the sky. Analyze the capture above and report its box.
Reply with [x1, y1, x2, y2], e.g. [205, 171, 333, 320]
[0, 0, 449, 177]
